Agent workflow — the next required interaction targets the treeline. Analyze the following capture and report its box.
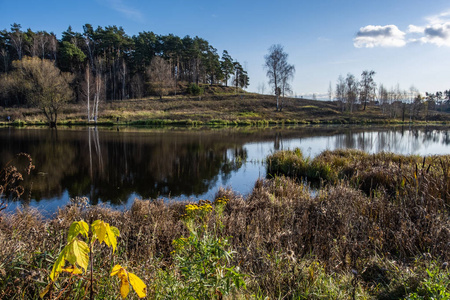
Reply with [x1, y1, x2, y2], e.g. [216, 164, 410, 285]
[0, 23, 249, 106]
[331, 71, 450, 120]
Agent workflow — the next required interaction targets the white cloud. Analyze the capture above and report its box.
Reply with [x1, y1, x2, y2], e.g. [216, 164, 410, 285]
[102, 0, 144, 22]
[355, 10, 450, 48]
[354, 25, 406, 48]
[425, 11, 450, 25]
[408, 25, 424, 33]
[420, 21, 450, 46]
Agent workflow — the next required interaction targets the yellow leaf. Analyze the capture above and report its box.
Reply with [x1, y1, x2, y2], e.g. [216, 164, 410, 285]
[105, 225, 118, 252]
[92, 220, 107, 245]
[92, 220, 119, 252]
[62, 265, 82, 275]
[39, 282, 53, 299]
[66, 239, 90, 272]
[129, 272, 147, 298]
[111, 265, 146, 298]
[67, 220, 89, 242]
[120, 277, 130, 298]
[110, 264, 123, 277]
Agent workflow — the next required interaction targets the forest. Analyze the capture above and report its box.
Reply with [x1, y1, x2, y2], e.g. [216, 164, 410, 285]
[0, 23, 249, 107]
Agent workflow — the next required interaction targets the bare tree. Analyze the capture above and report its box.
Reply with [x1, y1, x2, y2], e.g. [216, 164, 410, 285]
[280, 63, 295, 110]
[9, 23, 24, 60]
[345, 73, 358, 113]
[378, 84, 389, 115]
[36, 31, 49, 59]
[92, 58, 104, 122]
[81, 63, 94, 121]
[328, 81, 333, 101]
[146, 56, 174, 100]
[264, 44, 294, 111]
[335, 75, 346, 111]
[359, 70, 376, 110]
[409, 85, 418, 121]
[49, 33, 58, 61]
[258, 82, 266, 95]
[11, 57, 74, 127]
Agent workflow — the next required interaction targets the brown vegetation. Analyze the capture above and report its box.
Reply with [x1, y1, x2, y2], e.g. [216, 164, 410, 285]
[1, 149, 449, 298]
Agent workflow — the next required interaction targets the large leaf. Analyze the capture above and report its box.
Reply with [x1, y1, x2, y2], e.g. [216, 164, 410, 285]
[120, 277, 130, 298]
[111, 265, 130, 298]
[110, 226, 120, 237]
[65, 239, 90, 272]
[110, 264, 123, 276]
[92, 220, 119, 252]
[91, 220, 106, 244]
[67, 220, 89, 242]
[50, 246, 68, 281]
[128, 272, 147, 298]
[111, 264, 146, 299]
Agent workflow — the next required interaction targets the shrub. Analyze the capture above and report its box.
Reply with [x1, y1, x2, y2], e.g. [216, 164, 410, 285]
[153, 199, 245, 299]
[187, 83, 204, 96]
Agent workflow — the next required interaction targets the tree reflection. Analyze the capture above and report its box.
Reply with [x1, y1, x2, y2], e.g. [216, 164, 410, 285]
[0, 128, 248, 206]
[1, 126, 450, 210]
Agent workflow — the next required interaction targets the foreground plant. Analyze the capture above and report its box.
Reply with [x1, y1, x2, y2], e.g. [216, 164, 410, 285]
[41, 219, 146, 299]
[405, 265, 450, 300]
[154, 198, 245, 299]
[0, 153, 34, 213]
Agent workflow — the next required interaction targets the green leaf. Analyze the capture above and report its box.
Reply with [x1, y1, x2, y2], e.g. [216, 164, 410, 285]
[67, 220, 89, 242]
[111, 225, 120, 237]
[50, 246, 68, 281]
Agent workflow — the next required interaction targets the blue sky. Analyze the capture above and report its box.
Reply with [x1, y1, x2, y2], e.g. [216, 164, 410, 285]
[1, 0, 450, 98]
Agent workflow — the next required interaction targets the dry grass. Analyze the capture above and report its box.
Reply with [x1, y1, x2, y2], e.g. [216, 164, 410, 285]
[2, 90, 449, 127]
[1, 149, 449, 298]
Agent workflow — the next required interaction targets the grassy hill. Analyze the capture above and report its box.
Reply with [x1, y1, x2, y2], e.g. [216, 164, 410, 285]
[1, 85, 449, 126]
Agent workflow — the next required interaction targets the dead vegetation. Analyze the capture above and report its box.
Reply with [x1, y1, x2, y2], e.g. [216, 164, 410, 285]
[1, 149, 449, 299]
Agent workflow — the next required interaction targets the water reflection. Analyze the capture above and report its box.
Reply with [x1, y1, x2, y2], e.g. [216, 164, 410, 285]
[1, 125, 450, 213]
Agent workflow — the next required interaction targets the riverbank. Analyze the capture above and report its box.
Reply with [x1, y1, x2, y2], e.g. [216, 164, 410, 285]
[1, 149, 449, 299]
[1, 94, 449, 127]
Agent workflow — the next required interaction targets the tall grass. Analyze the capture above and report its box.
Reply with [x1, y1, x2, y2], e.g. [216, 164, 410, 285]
[1, 149, 449, 299]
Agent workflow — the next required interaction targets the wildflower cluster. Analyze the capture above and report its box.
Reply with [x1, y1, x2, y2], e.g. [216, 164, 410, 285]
[184, 200, 213, 220]
[214, 196, 229, 206]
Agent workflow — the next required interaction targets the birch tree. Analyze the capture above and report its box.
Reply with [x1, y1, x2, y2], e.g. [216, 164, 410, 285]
[359, 70, 376, 110]
[264, 44, 295, 111]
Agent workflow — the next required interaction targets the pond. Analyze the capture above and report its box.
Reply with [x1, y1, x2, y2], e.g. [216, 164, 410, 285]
[1, 125, 450, 215]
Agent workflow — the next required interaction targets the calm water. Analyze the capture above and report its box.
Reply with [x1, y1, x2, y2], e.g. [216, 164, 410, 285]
[2, 125, 450, 215]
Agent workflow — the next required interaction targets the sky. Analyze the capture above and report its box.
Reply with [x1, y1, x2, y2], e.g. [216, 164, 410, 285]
[1, 0, 450, 99]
